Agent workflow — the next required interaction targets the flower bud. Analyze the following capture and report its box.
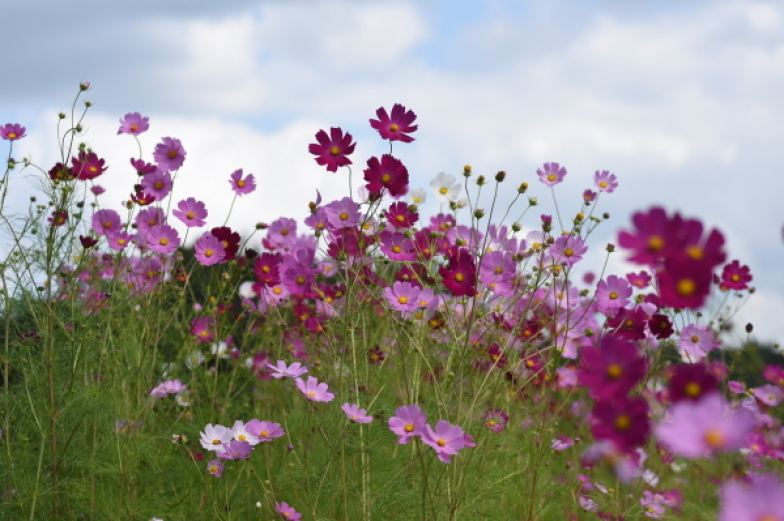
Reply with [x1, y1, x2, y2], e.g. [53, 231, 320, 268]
[528, 197, 538, 206]
[463, 165, 472, 177]
[746, 323, 753, 333]
[58, 112, 66, 120]
[603, 212, 610, 219]
[79, 82, 91, 91]
[476, 175, 486, 186]
[474, 209, 485, 219]
[518, 182, 528, 193]
[495, 170, 506, 182]
[606, 243, 615, 253]
[511, 222, 521, 232]
[85, 101, 93, 108]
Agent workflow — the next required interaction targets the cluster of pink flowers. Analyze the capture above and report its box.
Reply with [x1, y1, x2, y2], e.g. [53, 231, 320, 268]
[199, 419, 285, 462]
[388, 405, 473, 463]
[149, 379, 187, 398]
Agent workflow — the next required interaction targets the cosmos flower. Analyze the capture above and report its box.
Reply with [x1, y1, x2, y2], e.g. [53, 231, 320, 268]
[309, 127, 356, 172]
[341, 403, 373, 423]
[117, 112, 150, 135]
[537, 162, 567, 187]
[388, 404, 427, 444]
[152, 136, 186, 171]
[228, 169, 256, 196]
[295, 376, 335, 402]
[369, 103, 418, 142]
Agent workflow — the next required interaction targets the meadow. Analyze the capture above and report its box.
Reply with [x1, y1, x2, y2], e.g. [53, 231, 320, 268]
[0, 84, 781, 520]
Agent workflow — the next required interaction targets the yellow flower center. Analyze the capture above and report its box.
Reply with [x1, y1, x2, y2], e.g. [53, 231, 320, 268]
[687, 245, 703, 260]
[130, 124, 138, 132]
[382, 174, 391, 182]
[606, 364, 623, 379]
[703, 428, 725, 448]
[731, 274, 740, 282]
[307, 392, 316, 398]
[563, 248, 574, 257]
[455, 273, 464, 282]
[212, 439, 221, 445]
[599, 181, 608, 188]
[204, 249, 214, 257]
[608, 291, 618, 299]
[281, 228, 290, 236]
[648, 235, 663, 251]
[159, 238, 168, 245]
[396, 215, 406, 223]
[614, 414, 630, 431]
[89, 166, 98, 172]
[238, 434, 247, 441]
[103, 221, 113, 228]
[691, 335, 700, 342]
[437, 439, 446, 447]
[154, 181, 163, 189]
[389, 123, 399, 132]
[398, 296, 408, 304]
[685, 382, 701, 397]
[296, 276, 306, 284]
[167, 150, 177, 159]
[439, 187, 448, 195]
[494, 267, 503, 274]
[339, 212, 349, 221]
[677, 278, 696, 296]
[404, 423, 414, 433]
[547, 174, 556, 181]
[7, 132, 17, 139]
[261, 430, 269, 437]
[237, 179, 245, 187]
[330, 146, 340, 156]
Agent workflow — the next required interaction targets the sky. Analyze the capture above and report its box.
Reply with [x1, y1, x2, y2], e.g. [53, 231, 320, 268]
[2, 0, 783, 344]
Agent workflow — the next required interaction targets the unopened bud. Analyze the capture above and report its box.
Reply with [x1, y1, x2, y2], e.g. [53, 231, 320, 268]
[528, 197, 538, 206]
[495, 170, 506, 182]
[606, 243, 615, 253]
[474, 209, 485, 219]
[603, 212, 610, 219]
[511, 222, 521, 232]
[255, 222, 268, 230]
[476, 175, 486, 186]
[58, 112, 66, 120]
[746, 323, 753, 333]
[85, 101, 93, 108]
[463, 165, 472, 177]
[79, 82, 91, 91]
[584, 328, 594, 337]
[518, 182, 528, 194]
[308, 201, 317, 213]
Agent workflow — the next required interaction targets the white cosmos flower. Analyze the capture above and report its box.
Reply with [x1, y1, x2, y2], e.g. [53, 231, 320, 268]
[430, 172, 461, 204]
[407, 188, 427, 205]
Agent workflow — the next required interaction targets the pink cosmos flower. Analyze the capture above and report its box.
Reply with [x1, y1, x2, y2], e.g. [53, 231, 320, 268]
[719, 473, 784, 521]
[548, 235, 588, 268]
[91, 185, 105, 195]
[422, 420, 467, 463]
[152, 136, 186, 171]
[266, 360, 308, 379]
[626, 271, 651, 289]
[275, 502, 302, 520]
[324, 197, 361, 229]
[655, 392, 756, 458]
[388, 404, 427, 444]
[228, 169, 256, 196]
[593, 170, 618, 193]
[230, 420, 261, 446]
[483, 409, 509, 433]
[383, 281, 421, 313]
[200, 423, 233, 452]
[595, 275, 633, 316]
[172, 197, 208, 227]
[146, 225, 180, 254]
[537, 162, 567, 187]
[108, 231, 134, 251]
[309, 127, 356, 172]
[384, 201, 418, 228]
[117, 112, 149, 135]
[728, 381, 746, 394]
[342, 403, 373, 423]
[363, 154, 410, 198]
[245, 420, 285, 441]
[295, 376, 335, 402]
[207, 459, 224, 477]
[0, 123, 26, 141]
[754, 384, 784, 407]
[92, 209, 122, 237]
[136, 207, 165, 234]
[194, 233, 226, 266]
[150, 379, 187, 397]
[140, 170, 173, 200]
[369, 103, 418, 142]
[578, 335, 647, 401]
[679, 324, 720, 362]
[379, 231, 417, 261]
[216, 440, 252, 460]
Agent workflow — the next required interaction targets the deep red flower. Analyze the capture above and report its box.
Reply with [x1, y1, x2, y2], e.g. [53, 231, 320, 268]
[71, 151, 107, 181]
[617, 207, 679, 265]
[327, 227, 375, 259]
[48, 209, 68, 227]
[131, 185, 157, 206]
[211, 226, 240, 261]
[130, 158, 157, 176]
[79, 235, 99, 249]
[591, 396, 651, 453]
[48, 162, 76, 182]
[719, 260, 752, 290]
[439, 247, 477, 297]
[308, 127, 356, 172]
[254, 252, 282, 288]
[667, 363, 718, 403]
[369, 103, 418, 142]
[648, 314, 674, 339]
[363, 154, 409, 198]
[578, 335, 647, 401]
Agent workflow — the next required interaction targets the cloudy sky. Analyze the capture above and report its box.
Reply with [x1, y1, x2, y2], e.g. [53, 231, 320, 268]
[3, 0, 783, 344]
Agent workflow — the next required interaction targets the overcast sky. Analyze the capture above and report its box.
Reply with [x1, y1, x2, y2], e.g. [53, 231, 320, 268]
[2, 0, 783, 344]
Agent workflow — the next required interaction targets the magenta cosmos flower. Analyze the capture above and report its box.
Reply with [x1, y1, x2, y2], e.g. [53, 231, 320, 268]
[655, 392, 756, 458]
[342, 403, 373, 423]
[194, 233, 226, 266]
[117, 112, 149, 135]
[216, 440, 252, 460]
[369, 103, 418, 142]
[593, 170, 618, 193]
[678, 324, 720, 362]
[590, 396, 651, 453]
[364, 154, 410, 198]
[439, 247, 477, 297]
[383, 280, 422, 313]
[72, 151, 108, 181]
[0, 123, 26, 141]
[720, 260, 752, 290]
[324, 197, 361, 229]
[422, 420, 467, 463]
[309, 127, 356, 172]
[295, 376, 335, 402]
[275, 502, 302, 520]
[388, 404, 427, 444]
[152, 136, 186, 171]
[228, 169, 256, 196]
[141, 170, 173, 200]
[548, 235, 588, 268]
[172, 197, 208, 227]
[720, 473, 784, 521]
[267, 360, 308, 379]
[537, 162, 567, 187]
[595, 275, 633, 316]
[578, 335, 648, 401]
